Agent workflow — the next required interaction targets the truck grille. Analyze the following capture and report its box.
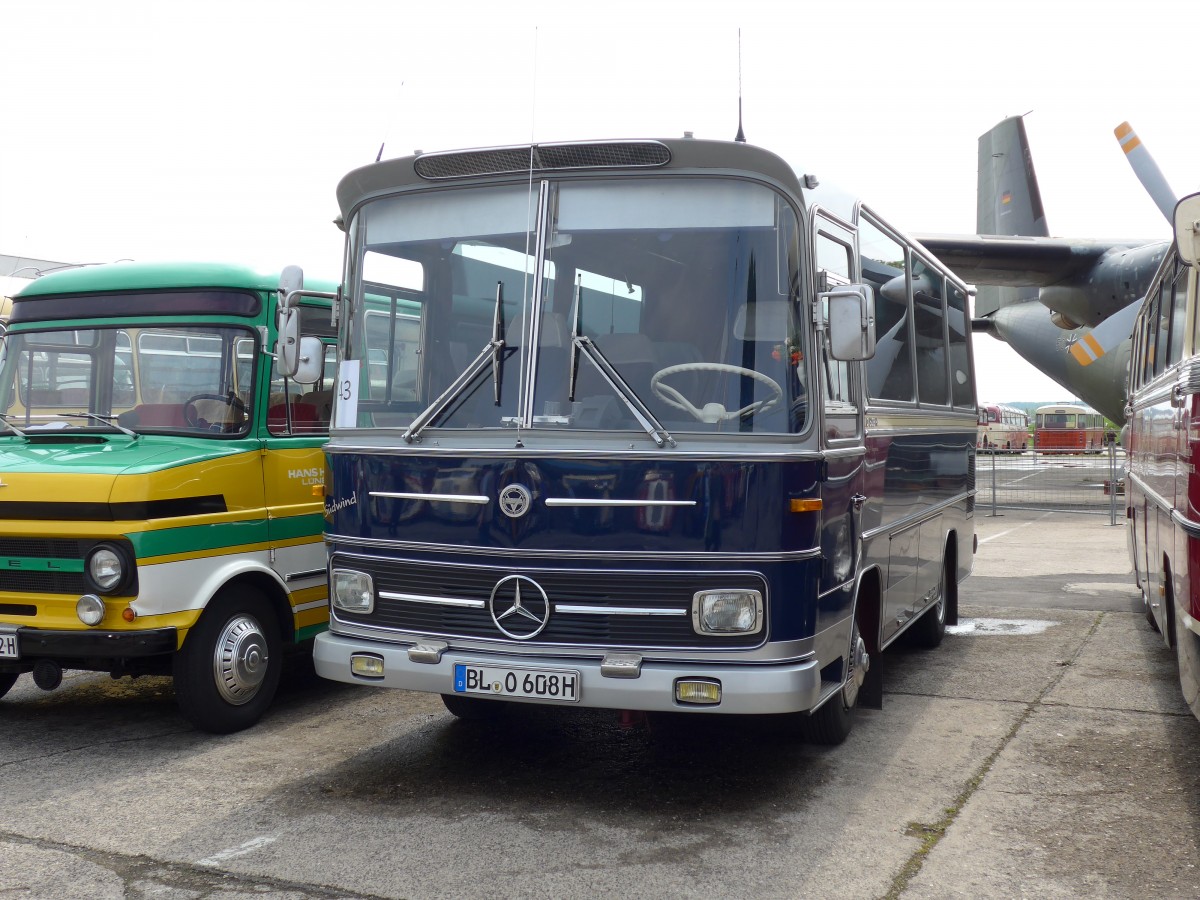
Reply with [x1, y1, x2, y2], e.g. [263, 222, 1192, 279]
[332, 556, 766, 649]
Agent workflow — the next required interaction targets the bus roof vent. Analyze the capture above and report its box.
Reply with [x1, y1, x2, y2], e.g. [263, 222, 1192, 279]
[414, 141, 672, 180]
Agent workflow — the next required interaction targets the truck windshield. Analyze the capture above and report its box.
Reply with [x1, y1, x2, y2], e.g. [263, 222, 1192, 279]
[344, 177, 809, 436]
[0, 324, 256, 435]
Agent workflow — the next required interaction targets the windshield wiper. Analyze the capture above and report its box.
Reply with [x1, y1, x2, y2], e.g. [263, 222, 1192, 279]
[0, 415, 28, 438]
[59, 411, 139, 439]
[403, 281, 506, 444]
[568, 277, 675, 449]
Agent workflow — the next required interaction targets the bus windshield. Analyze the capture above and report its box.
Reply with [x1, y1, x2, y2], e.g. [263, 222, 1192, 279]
[0, 323, 256, 435]
[344, 177, 808, 437]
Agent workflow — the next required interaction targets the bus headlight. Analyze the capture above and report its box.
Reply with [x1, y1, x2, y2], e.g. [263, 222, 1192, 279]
[692, 590, 763, 635]
[86, 544, 129, 594]
[332, 569, 374, 614]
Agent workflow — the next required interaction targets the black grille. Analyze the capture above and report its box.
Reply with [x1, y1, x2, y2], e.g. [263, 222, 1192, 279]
[0, 572, 87, 595]
[0, 603, 36, 616]
[414, 142, 671, 180]
[0, 537, 133, 596]
[334, 556, 765, 649]
[0, 538, 91, 557]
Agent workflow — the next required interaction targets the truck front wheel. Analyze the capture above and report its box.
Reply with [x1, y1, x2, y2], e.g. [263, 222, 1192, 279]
[172, 587, 282, 734]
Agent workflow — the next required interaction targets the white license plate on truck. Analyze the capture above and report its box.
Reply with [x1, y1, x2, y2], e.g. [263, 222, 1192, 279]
[454, 663, 579, 702]
[0, 632, 18, 659]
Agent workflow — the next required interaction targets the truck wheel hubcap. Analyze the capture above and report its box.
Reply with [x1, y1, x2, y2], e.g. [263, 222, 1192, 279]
[213, 615, 268, 705]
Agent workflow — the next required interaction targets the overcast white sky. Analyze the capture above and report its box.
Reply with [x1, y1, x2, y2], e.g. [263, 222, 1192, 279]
[2, 0, 1197, 403]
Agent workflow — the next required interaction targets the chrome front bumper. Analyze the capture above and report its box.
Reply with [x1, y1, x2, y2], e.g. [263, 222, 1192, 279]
[313, 631, 823, 714]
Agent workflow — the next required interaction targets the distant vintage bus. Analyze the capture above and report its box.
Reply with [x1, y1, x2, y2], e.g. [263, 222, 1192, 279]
[1127, 194, 1200, 721]
[1033, 403, 1106, 451]
[977, 402, 1029, 451]
[310, 136, 979, 745]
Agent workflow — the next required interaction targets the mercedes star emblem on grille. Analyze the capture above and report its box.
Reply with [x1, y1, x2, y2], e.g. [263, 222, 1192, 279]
[498, 483, 532, 518]
[489, 575, 550, 640]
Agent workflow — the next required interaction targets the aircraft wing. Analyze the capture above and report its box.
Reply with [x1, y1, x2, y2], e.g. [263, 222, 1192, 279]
[913, 234, 1145, 287]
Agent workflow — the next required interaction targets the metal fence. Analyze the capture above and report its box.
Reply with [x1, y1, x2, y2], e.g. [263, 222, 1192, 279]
[976, 444, 1124, 523]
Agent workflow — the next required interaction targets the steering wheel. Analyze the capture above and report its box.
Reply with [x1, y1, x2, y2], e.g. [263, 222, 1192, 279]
[650, 363, 783, 424]
[183, 393, 247, 431]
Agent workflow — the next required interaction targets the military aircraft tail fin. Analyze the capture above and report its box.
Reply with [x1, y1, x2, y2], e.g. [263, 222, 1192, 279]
[976, 115, 1047, 316]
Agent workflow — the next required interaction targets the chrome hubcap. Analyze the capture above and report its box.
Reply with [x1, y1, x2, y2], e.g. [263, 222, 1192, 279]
[843, 627, 870, 709]
[212, 614, 268, 705]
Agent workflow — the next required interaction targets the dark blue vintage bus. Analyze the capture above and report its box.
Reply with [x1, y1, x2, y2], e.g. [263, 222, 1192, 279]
[312, 137, 977, 743]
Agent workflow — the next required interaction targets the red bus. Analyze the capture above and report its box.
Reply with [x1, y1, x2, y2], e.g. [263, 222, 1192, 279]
[1033, 403, 1106, 451]
[1126, 217, 1198, 721]
[977, 402, 1029, 451]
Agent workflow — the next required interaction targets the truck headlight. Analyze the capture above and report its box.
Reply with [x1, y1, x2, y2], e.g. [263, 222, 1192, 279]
[692, 589, 763, 635]
[332, 569, 374, 613]
[77, 594, 105, 626]
[86, 544, 129, 594]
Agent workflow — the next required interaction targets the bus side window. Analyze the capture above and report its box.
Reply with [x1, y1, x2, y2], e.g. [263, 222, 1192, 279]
[1168, 258, 1188, 366]
[815, 232, 853, 407]
[948, 284, 972, 408]
[911, 256, 948, 406]
[859, 216, 913, 403]
[1143, 287, 1161, 383]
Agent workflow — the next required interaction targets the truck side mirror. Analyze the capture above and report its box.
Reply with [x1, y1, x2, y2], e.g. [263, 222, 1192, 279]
[292, 336, 324, 385]
[276, 267, 305, 378]
[823, 284, 877, 361]
[1174, 193, 1200, 266]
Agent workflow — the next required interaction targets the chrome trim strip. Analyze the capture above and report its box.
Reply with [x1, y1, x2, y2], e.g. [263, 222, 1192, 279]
[285, 569, 327, 583]
[823, 446, 867, 460]
[860, 492, 974, 542]
[327, 614, 816, 663]
[292, 599, 330, 613]
[543, 498, 696, 508]
[1128, 471, 1172, 517]
[379, 590, 486, 609]
[325, 532, 823, 562]
[370, 491, 489, 505]
[1171, 507, 1200, 540]
[327, 443, 827, 461]
[554, 604, 688, 616]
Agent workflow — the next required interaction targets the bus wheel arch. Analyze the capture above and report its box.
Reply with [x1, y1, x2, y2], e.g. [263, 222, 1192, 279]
[172, 580, 285, 734]
[802, 569, 881, 745]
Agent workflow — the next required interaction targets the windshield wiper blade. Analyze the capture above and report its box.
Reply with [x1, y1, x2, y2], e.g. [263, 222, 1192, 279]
[0, 415, 27, 438]
[567, 274, 673, 447]
[60, 411, 139, 439]
[403, 283, 507, 444]
[570, 335, 676, 449]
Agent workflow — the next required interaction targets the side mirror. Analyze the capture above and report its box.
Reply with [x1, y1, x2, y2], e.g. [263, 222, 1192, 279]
[275, 267, 305, 378]
[292, 336, 325, 385]
[823, 284, 877, 361]
[278, 265, 304, 308]
[1174, 193, 1200, 266]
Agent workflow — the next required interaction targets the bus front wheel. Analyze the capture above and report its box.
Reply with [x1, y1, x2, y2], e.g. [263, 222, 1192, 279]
[172, 587, 282, 734]
[802, 619, 869, 745]
[0, 672, 17, 700]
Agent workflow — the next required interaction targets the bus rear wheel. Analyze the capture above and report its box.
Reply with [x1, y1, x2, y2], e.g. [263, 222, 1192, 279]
[908, 555, 950, 649]
[802, 620, 869, 745]
[1175, 601, 1200, 720]
[172, 587, 282, 734]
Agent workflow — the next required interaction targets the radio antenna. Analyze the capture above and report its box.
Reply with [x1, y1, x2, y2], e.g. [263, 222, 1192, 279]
[734, 29, 746, 143]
